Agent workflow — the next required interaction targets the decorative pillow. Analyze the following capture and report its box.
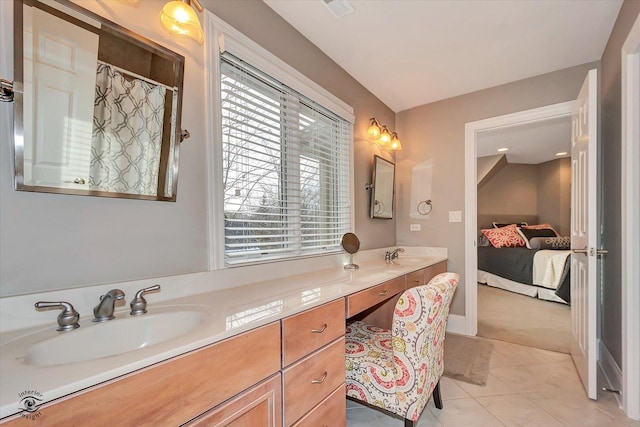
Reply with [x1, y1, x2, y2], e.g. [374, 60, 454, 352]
[517, 227, 557, 249]
[529, 236, 571, 250]
[493, 221, 528, 228]
[481, 224, 525, 248]
[522, 223, 560, 237]
[478, 234, 492, 247]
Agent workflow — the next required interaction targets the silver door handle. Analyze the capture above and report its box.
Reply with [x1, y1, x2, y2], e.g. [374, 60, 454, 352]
[597, 248, 608, 255]
[572, 246, 589, 254]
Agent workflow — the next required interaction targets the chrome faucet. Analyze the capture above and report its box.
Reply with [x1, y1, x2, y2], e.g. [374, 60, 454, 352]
[130, 284, 161, 316]
[385, 247, 405, 263]
[34, 301, 80, 331]
[93, 289, 125, 322]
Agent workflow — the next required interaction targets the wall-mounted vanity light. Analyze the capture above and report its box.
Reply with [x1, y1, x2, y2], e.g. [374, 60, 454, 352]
[367, 118, 402, 151]
[160, 0, 204, 45]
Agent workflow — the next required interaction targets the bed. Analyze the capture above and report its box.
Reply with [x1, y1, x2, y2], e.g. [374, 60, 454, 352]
[476, 215, 571, 304]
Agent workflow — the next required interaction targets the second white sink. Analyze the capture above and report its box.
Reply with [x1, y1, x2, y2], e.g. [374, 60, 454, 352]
[24, 308, 208, 367]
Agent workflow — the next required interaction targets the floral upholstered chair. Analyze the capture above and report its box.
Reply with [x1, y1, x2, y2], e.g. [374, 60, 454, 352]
[345, 272, 459, 427]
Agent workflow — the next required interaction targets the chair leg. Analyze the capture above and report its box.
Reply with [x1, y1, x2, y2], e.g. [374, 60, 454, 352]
[404, 419, 415, 427]
[433, 380, 443, 409]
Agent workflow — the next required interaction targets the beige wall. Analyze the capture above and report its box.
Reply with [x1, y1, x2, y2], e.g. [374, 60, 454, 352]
[476, 159, 570, 236]
[537, 158, 571, 236]
[395, 62, 598, 315]
[0, 0, 395, 296]
[477, 163, 538, 218]
[599, 0, 640, 366]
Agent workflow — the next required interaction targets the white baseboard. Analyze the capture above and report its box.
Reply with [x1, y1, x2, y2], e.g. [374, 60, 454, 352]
[446, 314, 467, 335]
[599, 339, 623, 408]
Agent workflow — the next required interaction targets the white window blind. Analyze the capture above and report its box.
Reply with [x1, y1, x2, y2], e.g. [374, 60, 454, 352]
[220, 53, 352, 265]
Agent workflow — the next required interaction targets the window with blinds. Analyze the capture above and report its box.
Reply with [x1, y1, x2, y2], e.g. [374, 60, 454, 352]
[220, 53, 352, 265]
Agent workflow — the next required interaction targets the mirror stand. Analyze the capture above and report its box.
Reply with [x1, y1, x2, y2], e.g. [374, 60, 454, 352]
[344, 253, 359, 270]
[341, 232, 360, 270]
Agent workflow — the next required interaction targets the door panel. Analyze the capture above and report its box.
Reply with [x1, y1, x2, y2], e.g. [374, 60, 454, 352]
[570, 68, 598, 400]
[24, 7, 98, 189]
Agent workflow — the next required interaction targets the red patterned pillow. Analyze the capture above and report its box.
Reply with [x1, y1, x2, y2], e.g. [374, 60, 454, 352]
[523, 223, 560, 237]
[481, 224, 526, 248]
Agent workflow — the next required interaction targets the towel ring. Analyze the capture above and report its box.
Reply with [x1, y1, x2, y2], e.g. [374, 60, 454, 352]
[417, 199, 432, 215]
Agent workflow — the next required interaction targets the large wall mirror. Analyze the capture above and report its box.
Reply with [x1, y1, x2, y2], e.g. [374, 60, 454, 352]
[370, 155, 395, 219]
[13, 0, 185, 201]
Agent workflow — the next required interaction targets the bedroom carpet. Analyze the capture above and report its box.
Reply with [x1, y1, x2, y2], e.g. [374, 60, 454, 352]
[443, 333, 493, 386]
[477, 283, 572, 353]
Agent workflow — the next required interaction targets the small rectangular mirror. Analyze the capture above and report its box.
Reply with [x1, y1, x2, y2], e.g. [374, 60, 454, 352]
[370, 155, 395, 219]
[13, 0, 185, 201]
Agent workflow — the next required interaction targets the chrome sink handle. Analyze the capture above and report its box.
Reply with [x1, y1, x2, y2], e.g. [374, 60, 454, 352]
[93, 289, 125, 322]
[130, 284, 161, 316]
[34, 301, 80, 331]
[385, 247, 405, 263]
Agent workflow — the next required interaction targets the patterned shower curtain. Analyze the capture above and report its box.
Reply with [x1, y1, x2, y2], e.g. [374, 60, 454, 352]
[90, 63, 166, 196]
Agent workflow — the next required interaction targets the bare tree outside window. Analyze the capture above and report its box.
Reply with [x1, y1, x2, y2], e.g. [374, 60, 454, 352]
[220, 56, 350, 264]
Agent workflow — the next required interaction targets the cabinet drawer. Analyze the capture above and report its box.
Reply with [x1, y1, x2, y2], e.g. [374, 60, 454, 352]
[283, 337, 345, 426]
[282, 299, 345, 366]
[184, 374, 282, 427]
[291, 385, 346, 427]
[406, 269, 425, 289]
[346, 276, 405, 318]
[424, 261, 447, 284]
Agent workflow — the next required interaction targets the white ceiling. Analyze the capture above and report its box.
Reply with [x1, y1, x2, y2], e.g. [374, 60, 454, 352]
[264, 0, 622, 113]
[477, 116, 571, 164]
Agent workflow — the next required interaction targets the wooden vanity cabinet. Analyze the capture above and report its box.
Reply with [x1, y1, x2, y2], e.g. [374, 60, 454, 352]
[184, 374, 282, 427]
[281, 299, 346, 427]
[406, 261, 448, 289]
[1, 323, 281, 427]
[406, 269, 425, 288]
[345, 276, 405, 318]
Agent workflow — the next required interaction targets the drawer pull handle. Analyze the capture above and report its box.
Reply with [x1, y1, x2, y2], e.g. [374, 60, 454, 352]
[378, 290, 388, 296]
[311, 372, 328, 384]
[311, 324, 328, 333]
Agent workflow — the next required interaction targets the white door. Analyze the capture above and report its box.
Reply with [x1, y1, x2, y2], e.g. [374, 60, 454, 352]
[23, 7, 98, 189]
[570, 68, 599, 400]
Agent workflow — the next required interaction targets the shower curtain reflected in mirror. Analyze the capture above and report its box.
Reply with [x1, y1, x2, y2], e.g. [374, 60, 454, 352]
[90, 62, 166, 196]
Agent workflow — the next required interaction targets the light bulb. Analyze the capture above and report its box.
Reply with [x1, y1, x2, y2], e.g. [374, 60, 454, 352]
[389, 133, 402, 151]
[379, 126, 391, 144]
[160, 1, 204, 44]
[367, 118, 381, 138]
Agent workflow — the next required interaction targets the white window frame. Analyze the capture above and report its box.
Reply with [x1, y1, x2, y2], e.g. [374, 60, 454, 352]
[204, 11, 355, 270]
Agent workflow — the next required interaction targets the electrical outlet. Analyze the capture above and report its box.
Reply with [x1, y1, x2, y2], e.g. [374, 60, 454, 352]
[410, 224, 421, 231]
[448, 211, 462, 223]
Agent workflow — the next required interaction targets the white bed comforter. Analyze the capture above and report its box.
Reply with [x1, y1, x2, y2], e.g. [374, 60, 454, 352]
[532, 249, 571, 289]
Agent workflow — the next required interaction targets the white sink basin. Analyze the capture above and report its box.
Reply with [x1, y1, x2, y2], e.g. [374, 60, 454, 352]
[24, 309, 207, 367]
[391, 257, 426, 266]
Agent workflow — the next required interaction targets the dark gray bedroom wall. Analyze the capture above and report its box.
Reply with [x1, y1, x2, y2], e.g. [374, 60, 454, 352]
[396, 62, 598, 316]
[599, 0, 640, 367]
[477, 164, 538, 218]
[476, 159, 570, 236]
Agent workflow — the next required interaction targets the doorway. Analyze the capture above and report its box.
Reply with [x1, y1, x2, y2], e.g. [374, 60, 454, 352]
[475, 117, 572, 353]
[463, 101, 574, 336]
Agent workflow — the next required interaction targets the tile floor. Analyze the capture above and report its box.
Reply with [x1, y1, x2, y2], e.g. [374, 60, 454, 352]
[346, 337, 640, 427]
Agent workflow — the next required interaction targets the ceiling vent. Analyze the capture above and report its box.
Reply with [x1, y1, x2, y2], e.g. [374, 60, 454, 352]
[322, 0, 354, 18]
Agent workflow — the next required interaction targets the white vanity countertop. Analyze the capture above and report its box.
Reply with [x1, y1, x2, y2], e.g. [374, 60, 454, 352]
[0, 248, 447, 419]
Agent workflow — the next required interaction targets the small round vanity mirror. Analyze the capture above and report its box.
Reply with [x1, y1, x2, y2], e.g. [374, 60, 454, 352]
[341, 232, 360, 270]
